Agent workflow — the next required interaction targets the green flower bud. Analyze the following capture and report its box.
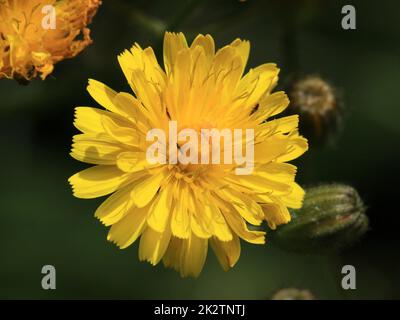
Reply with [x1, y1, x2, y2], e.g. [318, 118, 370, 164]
[271, 288, 315, 300]
[272, 184, 368, 253]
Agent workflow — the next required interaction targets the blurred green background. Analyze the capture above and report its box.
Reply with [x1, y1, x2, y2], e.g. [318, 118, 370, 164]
[0, 0, 399, 299]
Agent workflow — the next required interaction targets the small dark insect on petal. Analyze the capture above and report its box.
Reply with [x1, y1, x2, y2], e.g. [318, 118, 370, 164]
[250, 103, 259, 115]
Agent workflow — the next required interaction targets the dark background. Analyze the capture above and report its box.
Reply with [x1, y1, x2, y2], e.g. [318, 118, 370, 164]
[0, 0, 399, 299]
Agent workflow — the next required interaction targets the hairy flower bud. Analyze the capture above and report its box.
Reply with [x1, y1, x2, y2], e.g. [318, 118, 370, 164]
[287, 76, 340, 145]
[272, 184, 368, 253]
[271, 288, 315, 300]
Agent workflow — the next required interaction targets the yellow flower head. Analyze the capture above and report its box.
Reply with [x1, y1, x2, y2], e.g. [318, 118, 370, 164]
[69, 32, 308, 277]
[0, 0, 101, 82]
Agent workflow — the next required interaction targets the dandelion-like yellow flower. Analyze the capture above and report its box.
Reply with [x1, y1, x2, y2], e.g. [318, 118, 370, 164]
[0, 0, 101, 82]
[69, 32, 308, 277]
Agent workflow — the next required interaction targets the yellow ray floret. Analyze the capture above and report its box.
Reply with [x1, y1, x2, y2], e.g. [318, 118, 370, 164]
[69, 32, 308, 277]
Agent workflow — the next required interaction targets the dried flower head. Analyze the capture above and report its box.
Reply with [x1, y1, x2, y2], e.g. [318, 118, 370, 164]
[288, 75, 340, 145]
[0, 0, 101, 83]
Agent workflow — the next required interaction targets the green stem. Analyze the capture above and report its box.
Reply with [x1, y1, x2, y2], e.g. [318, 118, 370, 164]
[279, 5, 299, 75]
[166, 0, 205, 32]
[108, 0, 166, 37]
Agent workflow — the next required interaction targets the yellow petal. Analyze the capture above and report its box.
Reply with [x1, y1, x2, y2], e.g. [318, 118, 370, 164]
[162, 235, 211, 277]
[277, 134, 308, 162]
[230, 38, 250, 70]
[180, 234, 208, 277]
[210, 235, 241, 271]
[203, 196, 232, 241]
[171, 182, 191, 239]
[95, 184, 134, 226]
[139, 226, 171, 265]
[71, 134, 127, 165]
[163, 32, 188, 75]
[116, 151, 154, 173]
[280, 182, 305, 209]
[87, 79, 119, 113]
[131, 169, 168, 208]
[251, 91, 289, 123]
[112, 92, 155, 133]
[69, 165, 132, 199]
[101, 115, 141, 147]
[147, 185, 173, 233]
[189, 191, 212, 239]
[254, 136, 288, 164]
[162, 236, 183, 272]
[255, 162, 297, 184]
[211, 46, 242, 91]
[224, 173, 292, 195]
[130, 69, 162, 120]
[222, 210, 265, 244]
[190, 34, 215, 61]
[73, 107, 130, 135]
[107, 204, 151, 249]
[260, 115, 299, 135]
[261, 198, 291, 229]
[117, 47, 137, 90]
[232, 63, 279, 114]
[215, 188, 263, 225]
[191, 213, 213, 239]
[118, 44, 166, 94]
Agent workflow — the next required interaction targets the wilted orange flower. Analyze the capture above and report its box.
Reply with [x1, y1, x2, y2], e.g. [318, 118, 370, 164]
[0, 0, 101, 83]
